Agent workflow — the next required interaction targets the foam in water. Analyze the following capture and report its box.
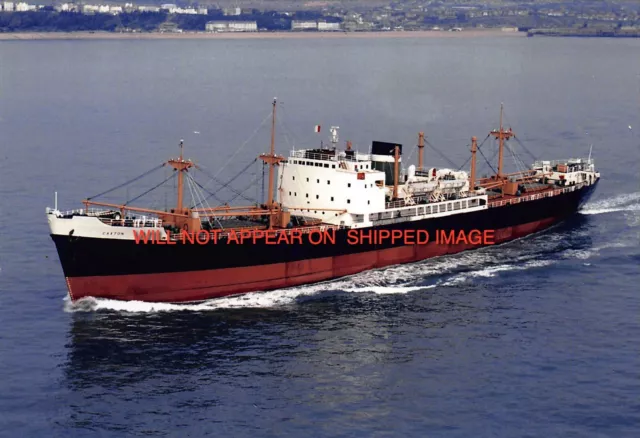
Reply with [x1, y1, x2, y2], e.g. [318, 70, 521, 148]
[441, 260, 554, 286]
[580, 192, 640, 215]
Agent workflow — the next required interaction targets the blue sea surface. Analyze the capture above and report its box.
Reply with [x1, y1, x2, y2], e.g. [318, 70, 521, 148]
[0, 35, 639, 437]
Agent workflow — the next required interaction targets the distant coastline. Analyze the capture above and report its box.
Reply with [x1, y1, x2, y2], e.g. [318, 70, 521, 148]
[0, 29, 527, 40]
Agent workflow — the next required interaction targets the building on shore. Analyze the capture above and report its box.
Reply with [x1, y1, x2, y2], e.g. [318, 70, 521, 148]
[206, 21, 258, 32]
[318, 21, 341, 31]
[223, 7, 241, 16]
[291, 20, 318, 31]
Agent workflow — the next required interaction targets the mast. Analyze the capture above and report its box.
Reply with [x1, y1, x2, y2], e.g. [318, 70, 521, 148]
[470, 136, 477, 192]
[259, 98, 285, 223]
[490, 103, 514, 179]
[417, 131, 425, 170]
[393, 145, 400, 199]
[167, 139, 193, 213]
[269, 98, 276, 206]
[498, 104, 504, 177]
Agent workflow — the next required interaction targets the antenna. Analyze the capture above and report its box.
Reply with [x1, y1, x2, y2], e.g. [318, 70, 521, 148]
[54, 191, 58, 211]
[588, 144, 593, 164]
[329, 126, 339, 148]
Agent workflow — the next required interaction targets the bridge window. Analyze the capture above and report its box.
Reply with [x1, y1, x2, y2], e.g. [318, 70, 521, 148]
[324, 164, 329, 168]
[327, 180, 330, 185]
[332, 165, 336, 169]
[347, 199, 351, 204]
[316, 195, 319, 199]
[348, 183, 351, 188]
[306, 178, 309, 182]
[317, 179, 320, 183]
[292, 176, 295, 180]
[306, 194, 309, 198]
[331, 197, 334, 201]
[289, 191, 291, 196]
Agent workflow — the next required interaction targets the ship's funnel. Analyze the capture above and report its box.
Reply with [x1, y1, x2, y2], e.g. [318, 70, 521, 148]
[371, 141, 402, 185]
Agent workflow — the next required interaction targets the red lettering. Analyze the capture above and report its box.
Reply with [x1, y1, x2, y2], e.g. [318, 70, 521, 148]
[290, 229, 303, 245]
[166, 230, 176, 244]
[181, 230, 194, 245]
[347, 229, 359, 245]
[468, 230, 482, 245]
[154, 230, 165, 244]
[359, 229, 372, 244]
[484, 230, 495, 245]
[323, 229, 336, 245]
[227, 230, 239, 244]
[439, 230, 456, 245]
[455, 230, 469, 245]
[276, 231, 290, 245]
[379, 229, 390, 243]
[391, 229, 403, 244]
[210, 230, 220, 244]
[265, 230, 276, 244]
[252, 230, 264, 244]
[239, 229, 252, 244]
[404, 229, 415, 245]
[196, 230, 210, 245]
[133, 229, 150, 244]
[308, 230, 323, 245]
[417, 230, 429, 244]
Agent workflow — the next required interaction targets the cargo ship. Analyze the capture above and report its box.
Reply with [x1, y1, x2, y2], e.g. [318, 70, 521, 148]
[47, 101, 600, 302]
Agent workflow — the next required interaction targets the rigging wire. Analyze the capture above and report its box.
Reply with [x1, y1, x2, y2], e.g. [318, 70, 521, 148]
[477, 142, 498, 175]
[192, 159, 258, 207]
[124, 172, 176, 206]
[200, 110, 272, 187]
[405, 139, 417, 165]
[185, 170, 198, 209]
[278, 102, 303, 149]
[225, 172, 265, 205]
[276, 110, 294, 152]
[501, 107, 539, 163]
[87, 163, 166, 200]
[457, 134, 491, 171]
[425, 139, 460, 169]
[189, 171, 256, 206]
[513, 135, 539, 162]
[185, 172, 219, 228]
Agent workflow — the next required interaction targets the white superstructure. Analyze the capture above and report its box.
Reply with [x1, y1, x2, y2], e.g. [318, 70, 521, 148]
[277, 128, 487, 228]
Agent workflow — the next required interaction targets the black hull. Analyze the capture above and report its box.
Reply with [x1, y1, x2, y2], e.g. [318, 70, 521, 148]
[49, 182, 598, 302]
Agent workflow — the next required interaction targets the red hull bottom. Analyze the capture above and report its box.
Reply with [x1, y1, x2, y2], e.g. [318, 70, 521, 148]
[66, 218, 557, 302]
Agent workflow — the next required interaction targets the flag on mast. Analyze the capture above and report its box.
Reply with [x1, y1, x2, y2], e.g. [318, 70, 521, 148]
[314, 125, 321, 133]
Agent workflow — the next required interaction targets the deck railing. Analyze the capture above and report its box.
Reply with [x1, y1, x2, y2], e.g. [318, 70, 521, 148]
[488, 182, 586, 208]
[290, 150, 368, 163]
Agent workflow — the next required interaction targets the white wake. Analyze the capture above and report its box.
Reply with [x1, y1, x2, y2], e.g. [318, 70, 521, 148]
[580, 192, 640, 215]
